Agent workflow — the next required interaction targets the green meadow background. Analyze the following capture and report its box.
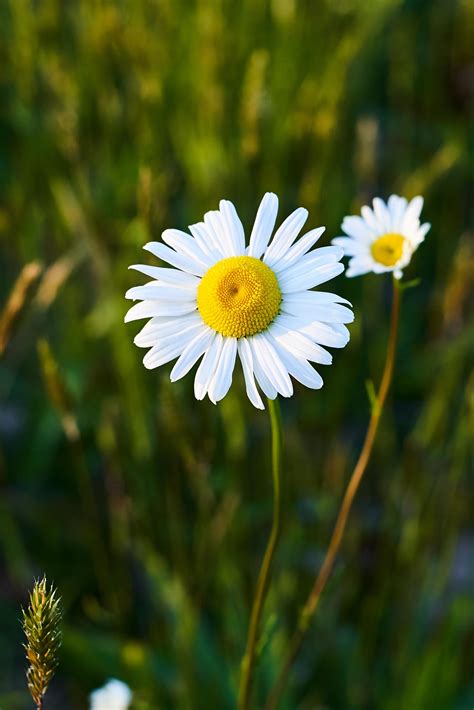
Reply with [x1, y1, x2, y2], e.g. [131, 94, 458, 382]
[1, 0, 473, 708]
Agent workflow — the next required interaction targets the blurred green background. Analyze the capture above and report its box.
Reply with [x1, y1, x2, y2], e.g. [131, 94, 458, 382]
[1, 0, 473, 708]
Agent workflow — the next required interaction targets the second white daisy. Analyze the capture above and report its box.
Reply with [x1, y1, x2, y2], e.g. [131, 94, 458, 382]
[333, 194, 430, 279]
[125, 193, 353, 409]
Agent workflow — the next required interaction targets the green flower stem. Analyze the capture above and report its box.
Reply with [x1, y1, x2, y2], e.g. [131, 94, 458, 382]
[266, 278, 401, 710]
[238, 396, 283, 710]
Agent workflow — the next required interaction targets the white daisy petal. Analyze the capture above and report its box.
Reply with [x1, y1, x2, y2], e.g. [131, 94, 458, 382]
[170, 326, 215, 382]
[125, 283, 197, 302]
[279, 261, 345, 292]
[251, 335, 293, 397]
[129, 264, 201, 287]
[272, 313, 349, 347]
[125, 300, 196, 322]
[161, 229, 215, 267]
[269, 337, 323, 390]
[283, 290, 351, 308]
[304, 321, 350, 348]
[412, 222, 431, 247]
[360, 205, 381, 233]
[134, 313, 203, 347]
[346, 258, 374, 278]
[263, 207, 308, 266]
[238, 338, 265, 409]
[194, 334, 223, 400]
[277, 246, 343, 279]
[387, 194, 408, 230]
[402, 196, 424, 229]
[143, 327, 199, 369]
[140, 321, 204, 352]
[208, 337, 237, 403]
[144, 242, 208, 276]
[281, 296, 353, 324]
[248, 192, 279, 259]
[341, 215, 375, 242]
[220, 200, 246, 255]
[269, 321, 333, 365]
[249, 344, 278, 399]
[189, 221, 223, 260]
[272, 227, 326, 271]
[331, 237, 368, 257]
[373, 197, 391, 231]
[204, 210, 235, 258]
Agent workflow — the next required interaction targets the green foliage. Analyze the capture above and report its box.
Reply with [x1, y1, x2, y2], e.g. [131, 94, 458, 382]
[0, 0, 473, 708]
[22, 577, 62, 709]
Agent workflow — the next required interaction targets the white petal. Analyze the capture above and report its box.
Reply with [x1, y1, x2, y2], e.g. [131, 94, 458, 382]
[170, 326, 215, 382]
[361, 205, 382, 233]
[304, 321, 350, 348]
[251, 335, 293, 397]
[277, 246, 343, 279]
[411, 222, 430, 247]
[139, 320, 203, 352]
[331, 237, 368, 257]
[283, 290, 351, 307]
[134, 313, 203, 346]
[272, 312, 350, 347]
[189, 221, 223, 260]
[279, 260, 344, 292]
[204, 210, 235, 258]
[129, 264, 201, 287]
[125, 300, 196, 322]
[161, 229, 214, 268]
[237, 338, 265, 409]
[346, 257, 374, 278]
[401, 196, 424, 232]
[387, 194, 408, 230]
[272, 227, 326, 271]
[341, 215, 375, 243]
[248, 192, 279, 259]
[281, 296, 353, 324]
[125, 283, 197, 302]
[263, 207, 308, 266]
[268, 337, 323, 389]
[269, 321, 333, 365]
[207, 337, 237, 403]
[143, 328, 198, 369]
[144, 242, 207, 276]
[249, 341, 278, 399]
[372, 197, 391, 231]
[161, 229, 215, 267]
[194, 334, 223, 400]
[220, 200, 246, 255]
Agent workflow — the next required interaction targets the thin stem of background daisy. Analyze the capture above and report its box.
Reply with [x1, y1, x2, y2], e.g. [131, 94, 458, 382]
[266, 278, 401, 710]
[238, 396, 283, 710]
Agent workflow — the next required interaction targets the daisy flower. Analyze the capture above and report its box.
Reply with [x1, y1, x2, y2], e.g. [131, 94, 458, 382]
[333, 194, 430, 279]
[89, 679, 132, 710]
[125, 193, 353, 409]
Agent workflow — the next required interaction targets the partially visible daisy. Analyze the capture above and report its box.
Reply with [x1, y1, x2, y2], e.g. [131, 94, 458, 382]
[89, 679, 132, 710]
[125, 193, 353, 409]
[333, 194, 430, 279]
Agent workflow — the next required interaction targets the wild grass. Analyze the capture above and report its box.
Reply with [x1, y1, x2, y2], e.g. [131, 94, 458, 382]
[0, 0, 472, 707]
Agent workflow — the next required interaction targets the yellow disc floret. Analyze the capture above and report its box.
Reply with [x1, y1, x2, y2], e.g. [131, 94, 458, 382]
[197, 256, 281, 338]
[371, 233, 406, 267]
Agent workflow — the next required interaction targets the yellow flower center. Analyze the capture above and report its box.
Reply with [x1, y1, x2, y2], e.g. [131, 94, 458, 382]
[197, 256, 281, 338]
[371, 233, 406, 267]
